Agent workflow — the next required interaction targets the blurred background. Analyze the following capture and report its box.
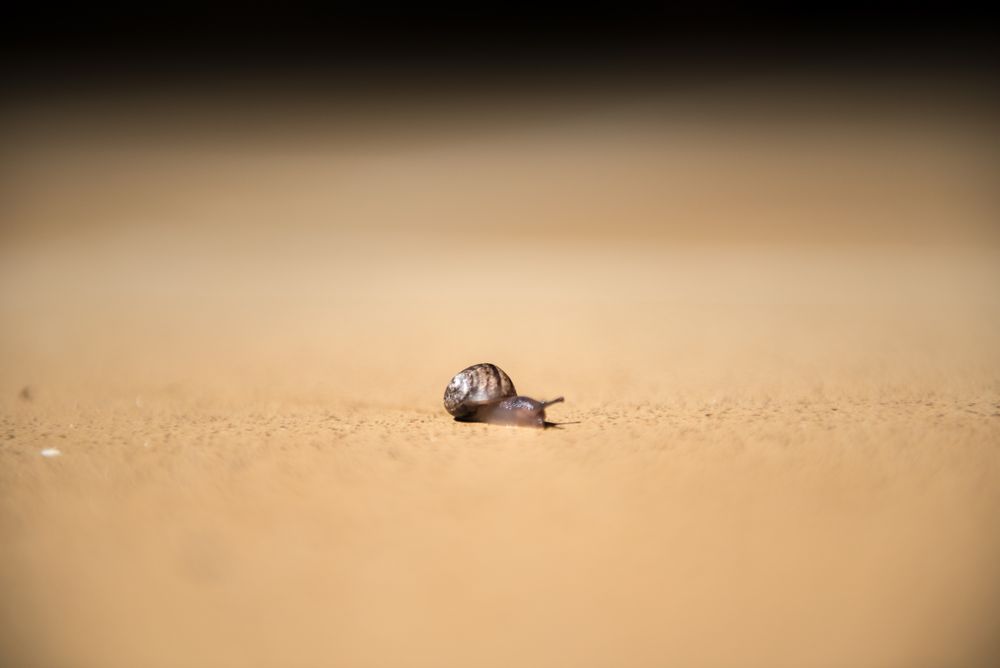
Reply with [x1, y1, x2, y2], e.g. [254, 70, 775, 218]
[2, 6, 999, 668]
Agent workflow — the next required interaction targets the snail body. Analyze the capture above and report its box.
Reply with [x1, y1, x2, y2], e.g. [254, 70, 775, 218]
[443, 363, 564, 428]
[476, 395, 565, 428]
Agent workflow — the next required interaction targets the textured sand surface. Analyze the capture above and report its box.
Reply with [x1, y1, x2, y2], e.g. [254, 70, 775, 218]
[2, 92, 1000, 666]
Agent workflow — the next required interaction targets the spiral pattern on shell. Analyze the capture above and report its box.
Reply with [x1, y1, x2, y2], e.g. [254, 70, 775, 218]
[443, 363, 517, 418]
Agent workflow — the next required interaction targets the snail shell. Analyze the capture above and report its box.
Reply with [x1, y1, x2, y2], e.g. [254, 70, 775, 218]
[443, 363, 517, 418]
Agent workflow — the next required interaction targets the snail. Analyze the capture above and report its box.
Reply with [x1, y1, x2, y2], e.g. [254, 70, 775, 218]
[443, 363, 564, 428]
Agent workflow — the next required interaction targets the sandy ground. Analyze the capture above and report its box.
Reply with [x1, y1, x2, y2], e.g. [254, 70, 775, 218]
[2, 88, 1000, 666]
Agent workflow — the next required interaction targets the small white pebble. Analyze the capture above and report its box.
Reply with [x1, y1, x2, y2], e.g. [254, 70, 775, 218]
[40, 448, 62, 458]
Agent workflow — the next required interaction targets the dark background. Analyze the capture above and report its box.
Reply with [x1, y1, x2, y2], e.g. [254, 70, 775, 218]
[4, 4, 997, 93]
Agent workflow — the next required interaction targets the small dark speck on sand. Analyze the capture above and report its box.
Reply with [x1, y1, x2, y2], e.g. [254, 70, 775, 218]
[19, 386, 33, 401]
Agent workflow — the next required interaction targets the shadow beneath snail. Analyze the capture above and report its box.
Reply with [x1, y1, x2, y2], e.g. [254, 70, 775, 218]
[543, 419, 581, 429]
[453, 415, 580, 430]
